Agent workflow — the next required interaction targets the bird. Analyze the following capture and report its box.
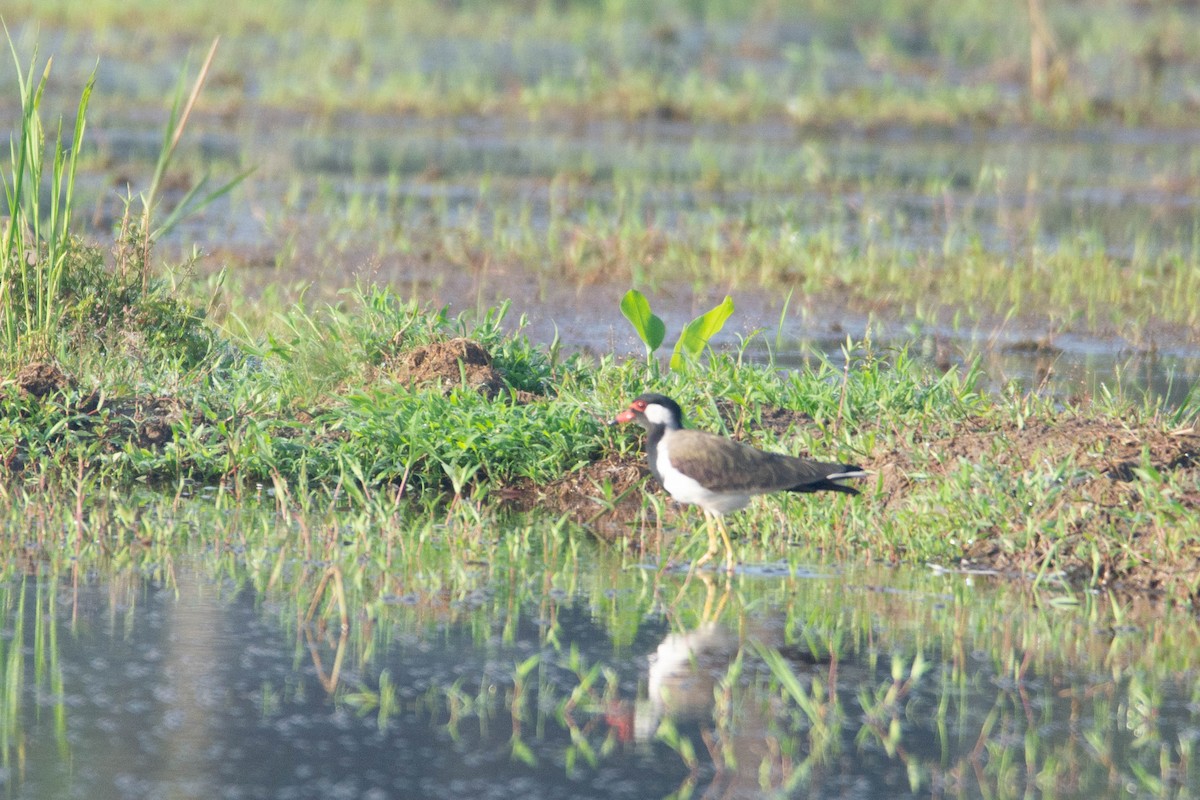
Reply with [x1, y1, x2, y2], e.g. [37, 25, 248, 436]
[611, 393, 867, 570]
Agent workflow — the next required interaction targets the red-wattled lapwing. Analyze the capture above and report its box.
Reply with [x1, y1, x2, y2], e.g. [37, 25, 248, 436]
[612, 393, 867, 571]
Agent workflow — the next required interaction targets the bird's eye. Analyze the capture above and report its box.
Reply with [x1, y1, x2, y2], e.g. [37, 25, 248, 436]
[633, 400, 646, 410]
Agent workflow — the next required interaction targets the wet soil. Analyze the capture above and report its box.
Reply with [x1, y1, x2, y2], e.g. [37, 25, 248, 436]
[872, 415, 1199, 590]
[6, 361, 195, 465]
[15, 361, 73, 398]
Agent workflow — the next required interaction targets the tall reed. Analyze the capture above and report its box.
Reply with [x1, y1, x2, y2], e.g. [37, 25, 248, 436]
[0, 33, 94, 355]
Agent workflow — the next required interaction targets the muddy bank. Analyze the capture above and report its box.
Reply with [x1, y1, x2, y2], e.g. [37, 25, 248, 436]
[8, 346, 1199, 600]
[871, 415, 1199, 593]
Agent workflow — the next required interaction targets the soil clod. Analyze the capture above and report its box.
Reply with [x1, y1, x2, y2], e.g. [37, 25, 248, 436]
[389, 337, 510, 399]
[15, 361, 72, 398]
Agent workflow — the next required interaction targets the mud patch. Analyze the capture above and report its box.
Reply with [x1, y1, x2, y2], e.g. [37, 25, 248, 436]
[869, 415, 1200, 506]
[499, 454, 650, 542]
[15, 361, 73, 398]
[714, 398, 816, 440]
[387, 337, 534, 401]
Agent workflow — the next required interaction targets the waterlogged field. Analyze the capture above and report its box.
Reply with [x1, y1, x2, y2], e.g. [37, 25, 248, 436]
[2, 1, 1200, 798]
[3, 497, 1199, 800]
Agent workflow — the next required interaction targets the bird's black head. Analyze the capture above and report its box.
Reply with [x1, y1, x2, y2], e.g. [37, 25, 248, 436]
[611, 393, 685, 431]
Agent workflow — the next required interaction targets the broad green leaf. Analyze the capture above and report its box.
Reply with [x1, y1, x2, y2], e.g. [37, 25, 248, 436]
[619, 289, 665, 352]
[670, 295, 734, 370]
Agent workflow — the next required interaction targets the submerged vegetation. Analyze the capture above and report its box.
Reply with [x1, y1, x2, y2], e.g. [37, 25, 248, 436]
[3, 499, 1200, 798]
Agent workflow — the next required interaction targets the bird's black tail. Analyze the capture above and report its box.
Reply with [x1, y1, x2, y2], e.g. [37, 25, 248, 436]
[789, 465, 868, 495]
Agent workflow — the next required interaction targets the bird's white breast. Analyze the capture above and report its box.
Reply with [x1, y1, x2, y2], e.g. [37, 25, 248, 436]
[656, 435, 751, 514]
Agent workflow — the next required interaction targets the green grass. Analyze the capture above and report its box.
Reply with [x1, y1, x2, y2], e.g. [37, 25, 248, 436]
[242, 153, 1200, 339]
[7, 8, 1200, 345]
[0, 35, 93, 355]
[4, 288, 1196, 596]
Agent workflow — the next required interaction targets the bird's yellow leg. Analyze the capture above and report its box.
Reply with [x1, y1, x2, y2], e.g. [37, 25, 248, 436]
[680, 514, 718, 593]
[717, 516, 735, 573]
[695, 513, 720, 568]
[678, 515, 731, 599]
[699, 573, 732, 621]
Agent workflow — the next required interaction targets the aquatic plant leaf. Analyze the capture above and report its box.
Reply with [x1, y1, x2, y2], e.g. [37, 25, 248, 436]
[619, 289, 665, 353]
[670, 295, 734, 370]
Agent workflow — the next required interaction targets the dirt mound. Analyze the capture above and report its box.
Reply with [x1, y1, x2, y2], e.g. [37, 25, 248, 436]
[389, 337, 514, 399]
[15, 361, 72, 398]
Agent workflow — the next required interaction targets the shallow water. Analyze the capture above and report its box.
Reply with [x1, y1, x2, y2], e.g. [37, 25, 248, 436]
[5, 526, 1199, 800]
[98, 116, 1200, 405]
[752, 329, 1200, 409]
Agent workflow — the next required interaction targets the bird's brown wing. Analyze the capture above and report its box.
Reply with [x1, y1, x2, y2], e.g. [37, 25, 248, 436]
[667, 430, 854, 494]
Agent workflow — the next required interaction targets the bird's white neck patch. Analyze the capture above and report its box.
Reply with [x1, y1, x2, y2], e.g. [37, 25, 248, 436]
[644, 403, 676, 427]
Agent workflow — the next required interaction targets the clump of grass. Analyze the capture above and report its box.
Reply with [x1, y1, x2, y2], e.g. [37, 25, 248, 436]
[0, 34, 94, 356]
[56, 236, 215, 368]
[1, 36, 243, 372]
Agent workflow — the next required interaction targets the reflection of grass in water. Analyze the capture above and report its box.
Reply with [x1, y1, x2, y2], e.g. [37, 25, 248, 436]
[0, 577, 69, 773]
[0, 497, 1197, 795]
